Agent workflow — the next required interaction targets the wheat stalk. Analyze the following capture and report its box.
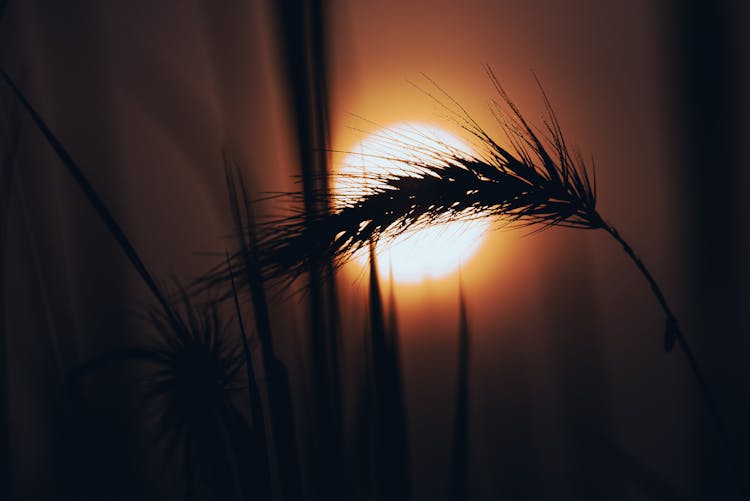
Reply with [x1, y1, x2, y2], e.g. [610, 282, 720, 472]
[206, 68, 746, 498]
[3, 59, 743, 497]
[205, 70, 599, 291]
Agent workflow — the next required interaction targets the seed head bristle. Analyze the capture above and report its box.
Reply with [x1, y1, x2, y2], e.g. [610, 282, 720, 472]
[200, 74, 601, 293]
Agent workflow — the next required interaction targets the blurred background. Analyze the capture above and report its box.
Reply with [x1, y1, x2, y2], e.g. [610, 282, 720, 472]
[1, 1, 748, 499]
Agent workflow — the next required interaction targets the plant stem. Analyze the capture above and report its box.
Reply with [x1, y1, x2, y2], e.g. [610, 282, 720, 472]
[602, 222, 747, 500]
[0, 70, 176, 325]
[226, 251, 273, 501]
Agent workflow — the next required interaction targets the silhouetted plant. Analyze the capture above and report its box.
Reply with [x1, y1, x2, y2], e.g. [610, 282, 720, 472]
[214, 71, 597, 289]
[367, 244, 410, 500]
[0, 70, 272, 501]
[73, 286, 267, 501]
[450, 278, 470, 501]
[210, 67, 745, 499]
[385, 265, 410, 498]
[4, 50, 746, 499]
[223, 159, 302, 501]
[270, 1, 346, 498]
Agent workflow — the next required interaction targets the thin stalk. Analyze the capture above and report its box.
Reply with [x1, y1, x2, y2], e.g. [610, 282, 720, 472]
[602, 222, 747, 500]
[386, 265, 410, 498]
[0, 69, 176, 324]
[1, 70, 261, 500]
[450, 278, 470, 501]
[270, 1, 345, 496]
[224, 162, 302, 501]
[368, 243, 388, 499]
[227, 251, 273, 501]
[368, 244, 410, 500]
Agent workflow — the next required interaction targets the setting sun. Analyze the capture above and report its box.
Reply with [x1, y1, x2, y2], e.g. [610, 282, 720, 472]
[336, 123, 490, 284]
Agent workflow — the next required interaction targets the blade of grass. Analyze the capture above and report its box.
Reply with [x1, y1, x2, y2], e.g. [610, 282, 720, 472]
[0, 69, 273, 500]
[368, 243, 388, 499]
[450, 276, 470, 501]
[602, 222, 747, 499]
[227, 250, 273, 501]
[386, 265, 410, 499]
[0, 69, 175, 323]
[368, 245, 409, 500]
[224, 160, 303, 501]
[353, 317, 375, 499]
[271, 1, 344, 497]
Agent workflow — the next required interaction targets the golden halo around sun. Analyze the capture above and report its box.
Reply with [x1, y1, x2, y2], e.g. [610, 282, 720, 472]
[336, 123, 490, 284]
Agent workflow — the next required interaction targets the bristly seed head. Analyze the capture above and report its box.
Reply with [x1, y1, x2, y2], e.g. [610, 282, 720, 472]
[203, 69, 602, 293]
[143, 289, 245, 432]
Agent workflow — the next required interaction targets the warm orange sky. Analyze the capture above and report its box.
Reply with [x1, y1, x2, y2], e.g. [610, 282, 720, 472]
[320, 2, 698, 496]
[3, 1, 748, 498]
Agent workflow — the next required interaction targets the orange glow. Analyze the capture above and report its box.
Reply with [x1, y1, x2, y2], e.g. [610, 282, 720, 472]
[336, 123, 490, 284]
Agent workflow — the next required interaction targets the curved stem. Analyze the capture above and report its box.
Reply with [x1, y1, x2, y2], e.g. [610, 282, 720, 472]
[602, 222, 747, 500]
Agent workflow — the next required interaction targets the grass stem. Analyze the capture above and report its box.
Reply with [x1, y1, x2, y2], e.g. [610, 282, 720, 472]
[227, 251, 274, 501]
[603, 223, 748, 500]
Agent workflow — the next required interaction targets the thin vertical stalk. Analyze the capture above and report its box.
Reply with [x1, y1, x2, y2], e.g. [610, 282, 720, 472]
[0, 70, 175, 324]
[227, 252, 273, 501]
[603, 222, 748, 500]
[225, 164, 302, 501]
[353, 320, 375, 499]
[368, 245, 410, 500]
[368, 243, 388, 499]
[450, 278, 470, 501]
[386, 265, 410, 499]
[270, 0, 342, 496]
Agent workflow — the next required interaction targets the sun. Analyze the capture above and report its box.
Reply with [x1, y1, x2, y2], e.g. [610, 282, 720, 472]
[336, 123, 490, 284]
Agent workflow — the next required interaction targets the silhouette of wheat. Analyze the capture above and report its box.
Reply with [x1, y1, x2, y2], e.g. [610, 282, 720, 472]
[2, 65, 746, 500]
[204, 68, 746, 498]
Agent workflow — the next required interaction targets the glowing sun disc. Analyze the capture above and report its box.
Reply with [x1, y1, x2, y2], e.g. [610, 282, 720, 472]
[337, 123, 490, 284]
